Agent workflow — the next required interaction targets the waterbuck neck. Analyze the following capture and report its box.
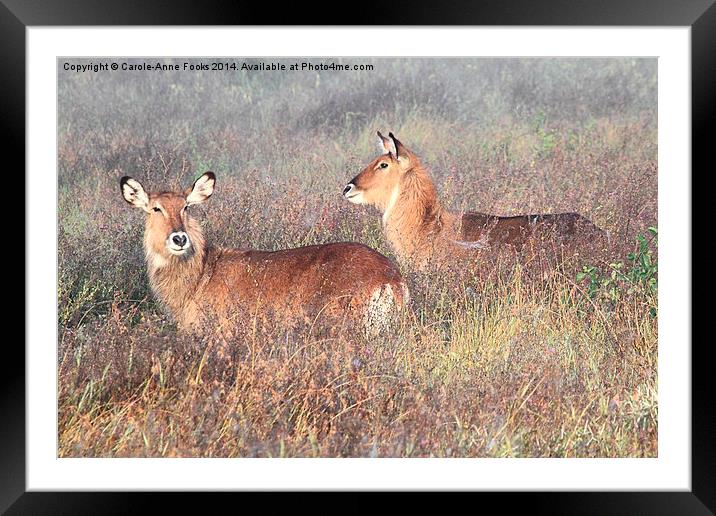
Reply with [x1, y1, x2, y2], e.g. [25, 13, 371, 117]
[143, 224, 207, 321]
[382, 165, 449, 262]
[382, 185, 401, 226]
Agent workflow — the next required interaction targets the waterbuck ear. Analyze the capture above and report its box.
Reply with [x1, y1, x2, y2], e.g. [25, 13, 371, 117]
[377, 130, 397, 158]
[186, 172, 215, 205]
[388, 132, 408, 161]
[120, 176, 150, 211]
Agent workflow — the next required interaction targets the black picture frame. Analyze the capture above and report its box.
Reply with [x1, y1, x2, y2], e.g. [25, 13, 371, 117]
[5, 0, 708, 512]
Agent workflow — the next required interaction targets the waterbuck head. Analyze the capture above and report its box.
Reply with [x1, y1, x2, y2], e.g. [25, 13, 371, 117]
[343, 131, 415, 213]
[120, 172, 215, 264]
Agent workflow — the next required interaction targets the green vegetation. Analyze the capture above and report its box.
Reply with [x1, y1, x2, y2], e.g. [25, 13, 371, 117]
[577, 228, 657, 317]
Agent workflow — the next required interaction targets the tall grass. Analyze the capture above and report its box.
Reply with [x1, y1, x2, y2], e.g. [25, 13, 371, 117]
[58, 58, 657, 457]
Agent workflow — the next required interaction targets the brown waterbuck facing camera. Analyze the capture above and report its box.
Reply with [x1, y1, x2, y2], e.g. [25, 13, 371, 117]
[343, 132, 608, 269]
[121, 172, 408, 337]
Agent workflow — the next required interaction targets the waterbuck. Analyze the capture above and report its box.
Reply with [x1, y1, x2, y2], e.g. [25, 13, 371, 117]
[343, 132, 608, 269]
[121, 172, 408, 336]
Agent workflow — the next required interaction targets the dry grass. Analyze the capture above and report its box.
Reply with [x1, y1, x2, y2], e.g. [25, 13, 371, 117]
[58, 58, 657, 457]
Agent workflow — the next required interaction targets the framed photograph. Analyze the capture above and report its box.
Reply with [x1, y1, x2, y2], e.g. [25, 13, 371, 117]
[7, 0, 707, 510]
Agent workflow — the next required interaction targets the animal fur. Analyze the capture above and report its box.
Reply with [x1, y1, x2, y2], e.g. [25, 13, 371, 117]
[345, 132, 608, 269]
[122, 173, 408, 337]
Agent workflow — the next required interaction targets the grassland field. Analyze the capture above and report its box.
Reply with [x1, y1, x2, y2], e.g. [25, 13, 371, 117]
[58, 58, 657, 457]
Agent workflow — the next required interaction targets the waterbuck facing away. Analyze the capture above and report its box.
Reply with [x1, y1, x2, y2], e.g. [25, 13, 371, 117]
[343, 132, 608, 269]
[121, 172, 408, 337]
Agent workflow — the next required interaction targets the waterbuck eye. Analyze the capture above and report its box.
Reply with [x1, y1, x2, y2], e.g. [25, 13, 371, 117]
[152, 207, 161, 213]
[380, 162, 389, 169]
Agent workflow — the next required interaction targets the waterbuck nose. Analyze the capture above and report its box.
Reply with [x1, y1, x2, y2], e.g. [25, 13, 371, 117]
[171, 233, 188, 247]
[343, 183, 355, 197]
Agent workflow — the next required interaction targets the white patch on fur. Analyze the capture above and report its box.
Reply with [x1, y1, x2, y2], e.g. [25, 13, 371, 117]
[145, 249, 169, 270]
[122, 178, 149, 210]
[186, 173, 215, 205]
[166, 246, 192, 256]
[453, 234, 491, 250]
[363, 284, 398, 337]
[382, 185, 400, 226]
[166, 232, 192, 255]
[345, 191, 366, 205]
